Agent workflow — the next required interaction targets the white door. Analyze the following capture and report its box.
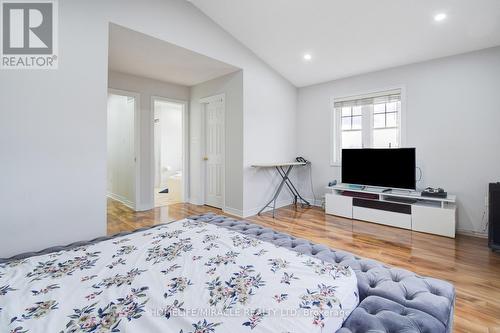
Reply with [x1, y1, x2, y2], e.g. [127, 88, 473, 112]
[204, 96, 225, 208]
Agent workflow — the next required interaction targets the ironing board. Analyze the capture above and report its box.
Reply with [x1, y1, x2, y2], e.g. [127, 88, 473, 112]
[251, 162, 311, 218]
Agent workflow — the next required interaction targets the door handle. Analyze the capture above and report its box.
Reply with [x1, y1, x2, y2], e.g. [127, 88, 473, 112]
[203, 156, 209, 161]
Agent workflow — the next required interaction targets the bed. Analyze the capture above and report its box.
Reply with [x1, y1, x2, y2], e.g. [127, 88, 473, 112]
[1, 216, 358, 333]
[0, 214, 455, 333]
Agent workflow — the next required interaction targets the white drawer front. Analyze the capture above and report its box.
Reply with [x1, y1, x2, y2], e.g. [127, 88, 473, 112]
[353, 206, 411, 230]
[412, 205, 456, 238]
[325, 193, 353, 218]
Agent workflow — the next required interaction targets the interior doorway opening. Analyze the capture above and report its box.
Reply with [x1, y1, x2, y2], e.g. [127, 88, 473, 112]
[107, 90, 139, 210]
[153, 98, 187, 207]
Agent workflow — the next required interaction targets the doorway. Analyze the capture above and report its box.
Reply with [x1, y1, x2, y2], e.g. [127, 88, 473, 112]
[201, 94, 225, 209]
[153, 97, 187, 207]
[107, 89, 139, 210]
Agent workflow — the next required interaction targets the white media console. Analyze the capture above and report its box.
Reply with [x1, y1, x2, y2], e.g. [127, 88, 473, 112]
[325, 185, 457, 238]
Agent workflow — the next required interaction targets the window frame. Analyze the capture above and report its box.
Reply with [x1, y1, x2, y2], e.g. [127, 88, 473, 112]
[330, 86, 407, 166]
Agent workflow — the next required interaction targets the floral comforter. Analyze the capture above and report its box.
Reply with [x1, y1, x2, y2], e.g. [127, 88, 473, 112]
[0, 219, 359, 333]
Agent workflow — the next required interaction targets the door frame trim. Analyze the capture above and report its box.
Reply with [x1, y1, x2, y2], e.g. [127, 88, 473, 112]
[150, 96, 189, 207]
[107, 88, 141, 211]
[200, 93, 225, 210]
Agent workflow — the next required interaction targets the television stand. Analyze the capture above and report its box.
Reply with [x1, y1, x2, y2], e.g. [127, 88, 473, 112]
[325, 184, 457, 238]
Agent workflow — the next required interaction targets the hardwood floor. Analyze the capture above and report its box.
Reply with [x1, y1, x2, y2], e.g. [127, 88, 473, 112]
[107, 199, 500, 333]
[107, 199, 224, 234]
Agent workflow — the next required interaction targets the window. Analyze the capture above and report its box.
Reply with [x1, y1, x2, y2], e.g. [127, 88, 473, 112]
[341, 106, 362, 148]
[332, 89, 403, 164]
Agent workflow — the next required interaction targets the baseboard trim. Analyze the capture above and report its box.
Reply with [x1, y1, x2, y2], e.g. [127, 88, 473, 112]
[303, 197, 324, 207]
[242, 199, 293, 218]
[456, 229, 488, 238]
[241, 197, 323, 218]
[107, 193, 135, 210]
[134, 203, 151, 212]
[185, 200, 294, 219]
[188, 198, 203, 206]
[223, 206, 244, 218]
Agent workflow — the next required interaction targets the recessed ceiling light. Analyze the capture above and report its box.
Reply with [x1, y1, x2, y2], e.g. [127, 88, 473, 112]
[434, 13, 447, 22]
[303, 54, 312, 61]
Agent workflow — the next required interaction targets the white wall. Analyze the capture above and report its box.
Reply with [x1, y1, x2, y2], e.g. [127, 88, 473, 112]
[296, 46, 500, 235]
[0, 0, 296, 257]
[190, 71, 244, 214]
[0, 2, 108, 258]
[243, 65, 298, 216]
[108, 71, 189, 210]
[107, 94, 135, 206]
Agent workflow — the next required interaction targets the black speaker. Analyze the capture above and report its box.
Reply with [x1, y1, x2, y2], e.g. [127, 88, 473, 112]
[488, 183, 500, 251]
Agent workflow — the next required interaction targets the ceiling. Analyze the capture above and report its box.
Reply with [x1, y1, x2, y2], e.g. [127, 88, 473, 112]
[108, 24, 239, 86]
[189, 0, 500, 87]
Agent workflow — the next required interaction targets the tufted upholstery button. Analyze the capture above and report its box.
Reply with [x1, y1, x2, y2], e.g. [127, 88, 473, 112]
[430, 288, 440, 296]
[342, 296, 446, 333]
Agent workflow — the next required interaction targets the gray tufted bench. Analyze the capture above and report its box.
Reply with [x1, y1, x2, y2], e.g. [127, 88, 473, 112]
[0, 213, 455, 333]
[189, 213, 455, 333]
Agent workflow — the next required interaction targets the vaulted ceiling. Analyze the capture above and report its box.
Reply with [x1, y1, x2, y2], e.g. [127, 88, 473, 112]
[108, 24, 239, 86]
[188, 0, 500, 87]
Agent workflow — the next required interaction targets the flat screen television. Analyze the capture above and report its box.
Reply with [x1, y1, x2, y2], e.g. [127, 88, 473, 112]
[341, 148, 416, 190]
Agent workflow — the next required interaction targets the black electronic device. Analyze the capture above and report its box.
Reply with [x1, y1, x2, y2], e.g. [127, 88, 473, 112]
[341, 148, 416, 190]
[421, 187, 447, 198]
[328, 180, 337, 187]
[489, 183, 500, 251]
[296, 156, 310, 164]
